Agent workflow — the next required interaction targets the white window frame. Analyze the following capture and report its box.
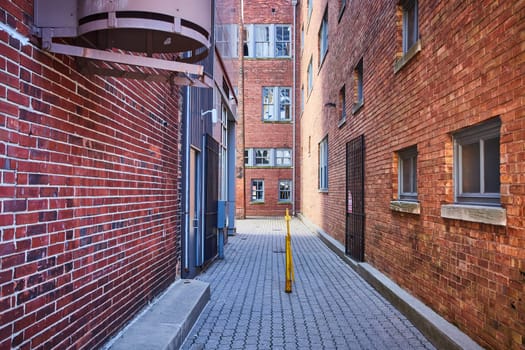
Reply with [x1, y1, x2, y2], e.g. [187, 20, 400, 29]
[307, 57, 313, 96]
[263, 87, 291, 121]
[402, 0, 419, 54]
[275, 25, 291, 57]
[244, 24, 291, 58]
[278, 180, 293, 203]
[275, 148, 292, 166]
[319, 137, 328, 190]
[453, 118, 501, 206]
[398, 146, 418, 201]
[254, 148, 272, 166]
[251, 179, 265, 202]
[319, 8, 328, 65]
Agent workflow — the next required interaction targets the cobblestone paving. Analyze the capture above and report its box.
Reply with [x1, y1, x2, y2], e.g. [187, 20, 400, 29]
[181, 218, 436, 350]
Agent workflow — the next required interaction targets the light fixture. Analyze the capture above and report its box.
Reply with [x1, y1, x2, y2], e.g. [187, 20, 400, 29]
[201, 108, 218, 123]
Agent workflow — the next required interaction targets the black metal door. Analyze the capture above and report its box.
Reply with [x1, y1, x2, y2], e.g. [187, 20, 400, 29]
[204, 134, 219, 264]
[346, 135, 365, 262]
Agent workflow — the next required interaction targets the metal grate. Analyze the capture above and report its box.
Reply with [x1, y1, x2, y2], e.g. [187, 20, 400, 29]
[345, 135, 365, 262]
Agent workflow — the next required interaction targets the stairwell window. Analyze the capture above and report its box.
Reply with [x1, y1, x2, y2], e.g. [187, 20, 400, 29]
[251, 180, 265, 202]
[398, 146, 418, 201]
[319, 137, 328, 191]
[454, 118, 501, 205]
[279, 180, 292, 202]
[318, 8, 328, 66]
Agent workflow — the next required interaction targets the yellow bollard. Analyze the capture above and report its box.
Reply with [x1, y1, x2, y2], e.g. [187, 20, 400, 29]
[285, 208, 294, 293]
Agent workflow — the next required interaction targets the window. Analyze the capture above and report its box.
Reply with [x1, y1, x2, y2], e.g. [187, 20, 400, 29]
[243, 27, 250, 57]
[353, 58, 363, 111]
[279, 180, 292, 202]
[251, 180, 264, 202]
[275, 25, 291, 57]
[245, 148, 292, 167]
[276, 149, 292, 166]
[339, 0, 347, 19]
[307, 57, 313, 95]
[402, 0, 419, 54]
[398, 146, 418, 201]
[255, 149, 271, 166]
[216, 24, 238, 58]
[307, 0, 313, 21]
[301, 26, 304, 52]
[254, 25, 271, 57]
[301, 86, 305, 112]
[339, 85, 346, 122]
[244, 24, 292, 58]
[318, 9, 328, 65]
[319, 137, 328, 190]
[454, 118, 501, 205]
[263, 87, 291, 121]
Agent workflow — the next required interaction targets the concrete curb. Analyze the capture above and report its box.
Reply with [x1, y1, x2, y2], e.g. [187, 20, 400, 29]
[104, 279, 210, 350]
[297, 213, 483, 350]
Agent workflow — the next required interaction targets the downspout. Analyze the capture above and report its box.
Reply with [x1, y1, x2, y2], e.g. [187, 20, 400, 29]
[240, 0, 246, 218]
[183, 87, 191, 273]
[292, 0, 298, 216]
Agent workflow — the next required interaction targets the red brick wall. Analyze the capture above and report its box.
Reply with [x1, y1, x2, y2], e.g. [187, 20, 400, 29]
[238, 0, 296, 217]
[1, 2, 181, 349]
[299, 0, 524, 348]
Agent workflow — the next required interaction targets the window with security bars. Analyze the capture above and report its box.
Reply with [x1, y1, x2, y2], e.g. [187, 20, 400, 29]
[251, 180, 264, 202]
[454, 118, 501, 205]
[279, 180, 292, 202]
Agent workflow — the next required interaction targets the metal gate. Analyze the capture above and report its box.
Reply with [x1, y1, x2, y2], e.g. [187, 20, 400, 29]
[345, 135, 365, 262]
[203, 134, 219, 264]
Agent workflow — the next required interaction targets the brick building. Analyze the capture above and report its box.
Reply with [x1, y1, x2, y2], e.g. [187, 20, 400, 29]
[0, 1, 237, 348]
[298, 0, 524, 349]
[236, 0, 298, 217]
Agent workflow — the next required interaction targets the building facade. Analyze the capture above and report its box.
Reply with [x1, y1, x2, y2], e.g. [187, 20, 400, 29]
[0, 1, 237, 348]
[298, 0, 524, 349]
[236, 0, 298, 217]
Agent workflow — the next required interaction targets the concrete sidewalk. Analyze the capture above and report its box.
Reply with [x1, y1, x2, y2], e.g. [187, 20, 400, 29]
[182, 218, 438, 349]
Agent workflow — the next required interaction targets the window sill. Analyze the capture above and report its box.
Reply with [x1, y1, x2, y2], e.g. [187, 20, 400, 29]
[352, 101, 363, 115]
[262, 120, 292, 124]
[250, 201, 265, 205]
[441, 204, 507, 226]
[319, 189, 328, 193]
[390, 200, 420, 215]
[338, 117, 347, 128]
[394, 39, 422, 73]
